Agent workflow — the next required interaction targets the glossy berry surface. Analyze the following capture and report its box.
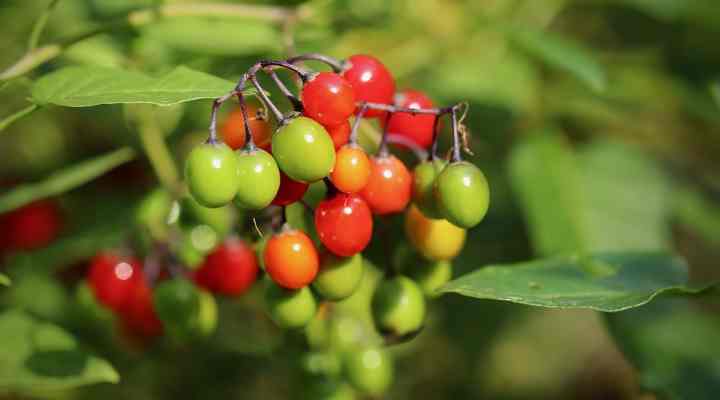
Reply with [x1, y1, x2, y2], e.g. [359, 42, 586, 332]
[412, 159, 447, 219]
[343, 347, 393, 396]
[235, 148, 280, 210]
[194, 237, 259, 296]
[185, 142, 240, 208]
[264, 279, 317, 329]
[405, 204, 466, 261]
[272, 172, 309, 206]
[313, 252, 364, 301]
[119, 278, 163, 339]
[88, 252, 142, 312]
[435, 161, 490, 228]
[330, 145, 371, 194]
[221, 105, 271, 150]
[264, 229, 319, 289]
[359, 155, 412, 215]
[0, 200, 62, 251]
[342, 54, 395, 118]
[371, 276, 426, 335]
[302, 72, 356, 127]
[315, 194, 373, 257]
[383, 90, 436, 148]
[324, 120, 351, 149]
[272, 117, 336, 182]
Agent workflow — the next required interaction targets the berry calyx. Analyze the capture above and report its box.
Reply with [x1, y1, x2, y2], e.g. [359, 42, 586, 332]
[221, 104, 271, 150]
[194, 237, 259, 296]
[235, 148, 281, 210]
[324, 120, 351, 149]
[383, 90, 436, 148]
[185, 142, 240, 208]
[302, 72, 356, 127]
[312, 252, 364, 301]
[263, 279, 317, 329]
[264, 228, 319, 289]
[272, 117, 336, 183]
[359, 155, 412, 215]
[330, 145, 371, 194]
[88, 252, 143, 312]
[315, 193, 373, 257]
[404, 204, 466, 261]
[412, 158, 447, 219]
[372, 276, 426, 336]
[272, 172, 309, 206]
[435, 161, 490, 228]
[343, 347, 394, 396]
[0, 200, 62, 252]
[342, 54, 396, 118]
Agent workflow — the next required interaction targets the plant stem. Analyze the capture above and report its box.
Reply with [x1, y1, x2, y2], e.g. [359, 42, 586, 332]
[136, 107, 182, 194]
[28, 0, 61, 50]
[0, 104, 38, 134]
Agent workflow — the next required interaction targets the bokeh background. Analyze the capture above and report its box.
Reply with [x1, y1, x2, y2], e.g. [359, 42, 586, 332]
[1, 0, 720, 399]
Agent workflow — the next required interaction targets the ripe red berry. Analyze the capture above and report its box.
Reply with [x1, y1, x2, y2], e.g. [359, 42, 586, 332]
[88, 252, 143, 312]
[272, 171, 309, 206]
[302, 72, 356, 127]
[343, 54, 395, 118]
[383, 90, 436, 148]
[315, 193, 373, 257]
[360, 155, 412, 215]
[0, 200, 62, 251]
[264, 229, 319, 289]
[324, 120, 351, 149]
[221, 105, 272, 150]
[119, 277, 163, 339]
[194, 237, 259, 296]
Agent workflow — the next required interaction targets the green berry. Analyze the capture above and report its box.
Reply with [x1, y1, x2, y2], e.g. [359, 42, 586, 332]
[343, 347, 393, 396]
[435, 161, 489, 228]
[313, 253, 364, 301]
[195, 289, 218, 337]
[301, 351, 343, 377]
[235, 148, 280, 210]
[407, 260, 452, 298]
[303, 379, 356, 400]
[371, 276, 425, 335]
[412, 159, 446, 219]
[180, 196, 235, 236]
[264, 279, 317, 329]
[153, 279, 200, 341]
[185, 142, 240, 207]
[272, 117, 335, 182]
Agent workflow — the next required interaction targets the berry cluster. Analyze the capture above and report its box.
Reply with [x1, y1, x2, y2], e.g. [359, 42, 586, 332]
[83, 53, 489, 395]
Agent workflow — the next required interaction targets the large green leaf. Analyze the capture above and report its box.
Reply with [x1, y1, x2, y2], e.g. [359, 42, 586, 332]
[607, 296, 720, 399]
[510, 27, 606, 92]
[31, 65, 246, 107]
[0, 309, 119, 395]
[0, 147, 135, 213]
[440, 252, 707, 312]
[140, 17, 281, 56]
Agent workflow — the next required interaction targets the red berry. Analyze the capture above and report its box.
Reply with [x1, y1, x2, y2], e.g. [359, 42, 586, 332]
[194, 237, 259, 296]
[302, 72, 356, 127]
[324, 120, 351, 149]
[264, 229, 319, 289]
[343, 55, 395, 118]
[119, 278, 163, 339]
[315, 193, 373, 257]
[272, 172, 309, 206]
[0, 200, 62, 251]
[88, 252, 142, 312]
[383, 90, 436, 148]
[360, 155, 412, 215]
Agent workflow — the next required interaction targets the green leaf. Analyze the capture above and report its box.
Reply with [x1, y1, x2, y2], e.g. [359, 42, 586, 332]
[0, 147, 135, 213]
[440, 252, 708, 312]
[607, 296, 720, 399]
[0, 274, 10, 286]
[510, 27, 606, 92]
[140, 17, 281, 56]
[31, 65, 247, 107]
[0, 309, 119, 395]
[508, 135, 670, 256]
[0, 104, 38, 135]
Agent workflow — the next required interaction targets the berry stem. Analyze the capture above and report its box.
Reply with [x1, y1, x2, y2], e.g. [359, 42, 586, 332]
[359, 101, 454, 116]
[287, 53, 344, 73]
[451, 106, 462, 162]
[249, 74, 285, 124]
[349, 102, 368, 145]
[237, 92, 257, 151]
[265, 68, 303, 111]
[208, 90, 237, 144]
[429, 114, 441, 161]
[378, 111, 392, 157]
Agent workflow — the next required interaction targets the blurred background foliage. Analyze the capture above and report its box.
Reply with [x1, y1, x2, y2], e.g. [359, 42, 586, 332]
[1, 0, 719, 399]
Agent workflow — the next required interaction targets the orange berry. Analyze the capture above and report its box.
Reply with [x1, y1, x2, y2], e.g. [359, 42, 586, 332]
[264, 229, 319, 289]
[360, 155, 412, 215]
[330, 145, 371, 193]
[221, 105, 271, 150]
